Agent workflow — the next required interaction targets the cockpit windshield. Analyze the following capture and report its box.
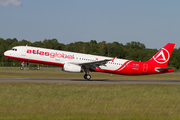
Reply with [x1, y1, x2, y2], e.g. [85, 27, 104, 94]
[11, 48, 17, 51]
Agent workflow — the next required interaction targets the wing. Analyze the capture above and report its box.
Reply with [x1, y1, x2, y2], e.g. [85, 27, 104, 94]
[79, 59, 110, 65]
[72, 59, 111, 71]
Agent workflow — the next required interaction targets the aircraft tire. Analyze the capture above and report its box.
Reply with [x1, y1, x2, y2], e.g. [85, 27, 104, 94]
[20, 67, 24, 70]
[84, 74, 91, 80]
[86, 74, 91, 80]
[84, 74, 87, 79]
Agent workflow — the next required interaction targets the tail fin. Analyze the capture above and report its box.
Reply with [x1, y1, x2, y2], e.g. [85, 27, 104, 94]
[146, 43, 175, 67]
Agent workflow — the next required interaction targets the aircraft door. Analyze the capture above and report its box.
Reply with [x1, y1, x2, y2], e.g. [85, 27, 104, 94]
[143, 64, 148, 73]
[21, 46, 27, 56]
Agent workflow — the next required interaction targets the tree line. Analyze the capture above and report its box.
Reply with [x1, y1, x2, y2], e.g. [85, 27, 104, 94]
[0, 38, 180, 69]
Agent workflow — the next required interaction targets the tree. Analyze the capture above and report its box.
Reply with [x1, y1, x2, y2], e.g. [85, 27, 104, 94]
[89, 40, 98, 55]
[124, 41, 146, 61]
[43, 39, 59, 49]
[111, 42, 124, 58]
[169, 48, 180, 69]
[32, 41, 43, 47]
[98, 41, 107, 56]
[18, 39, 32, 46]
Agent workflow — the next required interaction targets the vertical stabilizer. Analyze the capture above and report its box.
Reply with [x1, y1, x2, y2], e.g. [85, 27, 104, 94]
[146, 43, 175, 67]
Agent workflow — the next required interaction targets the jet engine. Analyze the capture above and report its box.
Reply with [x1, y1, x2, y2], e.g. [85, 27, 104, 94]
[62, 63, 83, 73]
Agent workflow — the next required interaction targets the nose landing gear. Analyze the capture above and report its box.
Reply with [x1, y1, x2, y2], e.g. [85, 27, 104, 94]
[20, 61, 25, 70]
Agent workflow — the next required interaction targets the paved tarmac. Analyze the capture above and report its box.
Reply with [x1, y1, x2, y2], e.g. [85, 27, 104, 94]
[0, 77, 180, 84]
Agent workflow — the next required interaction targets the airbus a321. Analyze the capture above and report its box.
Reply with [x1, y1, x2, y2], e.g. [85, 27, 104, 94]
[4, 43, 175, 80]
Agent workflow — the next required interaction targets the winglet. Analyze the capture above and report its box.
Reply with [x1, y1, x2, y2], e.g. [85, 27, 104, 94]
[110, 58, 115, 62]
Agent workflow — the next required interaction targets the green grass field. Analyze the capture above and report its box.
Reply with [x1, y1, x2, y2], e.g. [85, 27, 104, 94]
[0, 68, 180, 119]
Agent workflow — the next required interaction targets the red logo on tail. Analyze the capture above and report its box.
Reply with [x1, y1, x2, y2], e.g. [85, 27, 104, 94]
[153, 48, 170, 64]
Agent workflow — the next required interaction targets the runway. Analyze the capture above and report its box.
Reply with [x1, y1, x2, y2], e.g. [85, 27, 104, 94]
[0, 77, 180, 84]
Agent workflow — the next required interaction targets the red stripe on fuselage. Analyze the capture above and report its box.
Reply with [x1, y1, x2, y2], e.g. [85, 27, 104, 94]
[5, 56, 64, 67]
[96, 60, 168, 75]
[116, 60, 132, 71]
[5, 55, 173, 76]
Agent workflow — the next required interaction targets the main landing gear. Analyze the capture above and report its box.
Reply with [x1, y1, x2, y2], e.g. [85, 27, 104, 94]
[84, 74, 91, 80]
[83, 68, 91, 80]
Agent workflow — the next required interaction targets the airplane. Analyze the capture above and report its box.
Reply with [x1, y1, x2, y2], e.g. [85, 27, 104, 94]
[4, 43, 175, 80]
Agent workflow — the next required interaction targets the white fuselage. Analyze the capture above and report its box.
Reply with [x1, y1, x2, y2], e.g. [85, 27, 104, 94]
[4, 46, 128, 71]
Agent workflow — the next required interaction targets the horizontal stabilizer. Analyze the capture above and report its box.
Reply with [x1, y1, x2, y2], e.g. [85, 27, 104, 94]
[155, 67, 174, 72]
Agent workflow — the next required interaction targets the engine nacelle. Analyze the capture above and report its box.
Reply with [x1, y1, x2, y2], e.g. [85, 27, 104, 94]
[62, 63, 83, 73]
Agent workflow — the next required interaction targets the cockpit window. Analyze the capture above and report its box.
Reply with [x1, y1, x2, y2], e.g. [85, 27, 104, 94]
[11, 48, 17, 51]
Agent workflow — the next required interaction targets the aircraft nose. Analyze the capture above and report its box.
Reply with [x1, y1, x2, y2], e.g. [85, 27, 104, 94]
[4, 51, 9, 56]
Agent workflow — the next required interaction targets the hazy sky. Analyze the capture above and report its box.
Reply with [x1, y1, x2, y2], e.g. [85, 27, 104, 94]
[0, 0, 180, 49]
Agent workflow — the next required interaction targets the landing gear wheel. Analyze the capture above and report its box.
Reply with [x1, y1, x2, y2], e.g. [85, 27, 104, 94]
[20, 67, 24, 70]
[86, 74, 91, 80]
[84, 74, 87, 79]
[84, 74, 91, 80]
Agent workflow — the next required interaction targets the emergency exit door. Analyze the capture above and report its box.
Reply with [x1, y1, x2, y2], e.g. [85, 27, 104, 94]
[21, 46, 27, 56]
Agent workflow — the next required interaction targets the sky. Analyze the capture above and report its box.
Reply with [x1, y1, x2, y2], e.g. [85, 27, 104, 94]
[0, 0, 180, 49]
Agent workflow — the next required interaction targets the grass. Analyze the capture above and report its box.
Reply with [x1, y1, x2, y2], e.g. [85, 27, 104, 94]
[0, 68, 180, 119]
[0, 83, 180, 119]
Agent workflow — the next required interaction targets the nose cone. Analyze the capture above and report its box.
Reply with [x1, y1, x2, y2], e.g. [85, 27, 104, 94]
[4, 51, 9, 56]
